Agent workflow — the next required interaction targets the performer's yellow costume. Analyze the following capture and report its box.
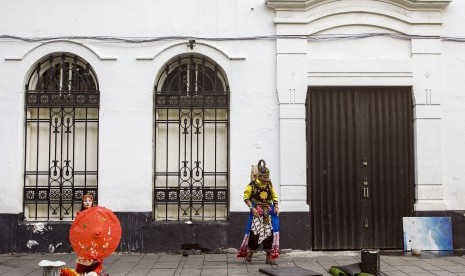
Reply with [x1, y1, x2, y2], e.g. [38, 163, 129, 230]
[237, 160, 280, 265]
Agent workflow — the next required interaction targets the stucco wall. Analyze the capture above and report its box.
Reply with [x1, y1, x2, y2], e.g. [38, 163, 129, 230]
[0, 0, 279, 214]
[441, 0, 465, 211]
[1, 0, 465, 252]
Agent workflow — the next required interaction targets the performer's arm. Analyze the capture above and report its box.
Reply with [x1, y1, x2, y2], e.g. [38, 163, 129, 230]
[244, 184, 259, 216]
[270, 186, 279, 214]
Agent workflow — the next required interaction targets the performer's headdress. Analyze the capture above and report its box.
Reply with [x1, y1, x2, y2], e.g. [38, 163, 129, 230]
[250, 159, 270, 182]
[257, 159, 270, 181]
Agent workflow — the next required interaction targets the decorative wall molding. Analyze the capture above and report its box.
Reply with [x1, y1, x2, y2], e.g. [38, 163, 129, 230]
[136, 41, 246, 61]
[4, 40, 117, 61]
[266, 0, 452, 11]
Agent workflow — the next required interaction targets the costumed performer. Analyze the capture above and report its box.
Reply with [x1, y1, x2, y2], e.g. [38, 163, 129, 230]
[237, 159, 280, 265]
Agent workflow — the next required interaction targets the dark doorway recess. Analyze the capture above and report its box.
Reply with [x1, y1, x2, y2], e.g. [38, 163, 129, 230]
[306, 86, 414, 250]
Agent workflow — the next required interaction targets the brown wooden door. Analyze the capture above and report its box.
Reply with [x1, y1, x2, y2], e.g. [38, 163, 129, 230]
[306, 87, 414, 250]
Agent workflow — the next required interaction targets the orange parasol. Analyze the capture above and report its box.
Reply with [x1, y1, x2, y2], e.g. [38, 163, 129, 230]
[69, 206, 122, 259]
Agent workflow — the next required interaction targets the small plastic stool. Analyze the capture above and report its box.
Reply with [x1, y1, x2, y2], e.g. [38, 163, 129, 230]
[39, 260, 66, 276]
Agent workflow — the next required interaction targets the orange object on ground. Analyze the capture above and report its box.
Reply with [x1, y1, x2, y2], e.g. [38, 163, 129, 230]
[60, 267, 79, 276]
[70, 206, 122, 260]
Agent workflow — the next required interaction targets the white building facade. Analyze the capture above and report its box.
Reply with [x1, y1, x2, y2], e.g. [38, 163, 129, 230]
[0, 0, 464, 253]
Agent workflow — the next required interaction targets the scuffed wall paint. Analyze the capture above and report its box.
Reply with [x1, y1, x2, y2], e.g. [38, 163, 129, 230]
[26, 240, 39, 249]
[27, 222, 53, 235]
[48, 241, 63, 253]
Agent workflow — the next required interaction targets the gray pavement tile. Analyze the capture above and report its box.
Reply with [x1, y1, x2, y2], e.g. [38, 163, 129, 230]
[403, 272, 436, 276]
[133, 263, 155, 270]
[380, 262, 398, 272]
[407, 260, 442, 271]
[200, 268, 227, 275]
[129, 268, 151, 274]
[187, 255, 205, 259]
[103, 272, 128, 276]
[2, 267, 40, 275]
[274, 263, 295, 268]
[147, 268, 176, 276]
[424, 259, 457, 266]
[227, 268, 248, 273]
[303, 267, 329, 274]
[294, 259, 321, 265]
[0, 256, 16, 262]
[159, 255, 183, 261]
[153, 261, 180, 269]
[443, 256, 461, 261]
[204, 254, 226, 262]
[0, 266, 14, 274]
[0, 251, 464, 276]
[248, 272, 266, 276]
[201, 262, 227, 269]
[105, 263, 137, 275]
[227, 262, 247, 268]
[382, 271, 408, 275]
[315, 262, 334, 270]
[396, 265, 428, 273]
[185, 259, 204, 265]
[178, 268, 202, 275]
[117, 254, 146, 263]
[16, 255, 40, 260]
[182, 263, 203, 269]
[105, 255, 123, 263]
[452, 259, 465, 266]
[25, 270, 43, 276]
[437, 265, 465, 273]
[383, 259, 412, 266]
[431, 271, 460, 276]
[334, 259, 360, 266]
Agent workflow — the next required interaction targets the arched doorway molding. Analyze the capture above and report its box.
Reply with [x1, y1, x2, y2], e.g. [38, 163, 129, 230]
[266, 0, 452, 11]
[269, 0, 449, 36]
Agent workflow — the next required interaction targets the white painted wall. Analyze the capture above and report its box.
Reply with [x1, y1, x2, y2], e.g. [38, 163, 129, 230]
[1, 0, 464, 217]
[0, 0, 278, 215]
[441, 0, 465, 211]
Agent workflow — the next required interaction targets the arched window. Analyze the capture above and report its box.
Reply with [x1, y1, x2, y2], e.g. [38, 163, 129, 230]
[24, 53, 99, 221]
[154, 55, 229, 221]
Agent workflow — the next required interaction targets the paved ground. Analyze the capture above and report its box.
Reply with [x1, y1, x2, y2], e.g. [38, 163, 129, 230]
[1, 250, 465, 276]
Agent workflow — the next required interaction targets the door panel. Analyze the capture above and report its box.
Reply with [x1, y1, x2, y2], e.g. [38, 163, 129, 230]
[307, 87, 414, 250]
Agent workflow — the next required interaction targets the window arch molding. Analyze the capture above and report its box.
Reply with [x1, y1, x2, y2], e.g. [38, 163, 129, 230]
[23, 53, 100, 221]
[25, 53, 99, 107]
[153, 54, 230, 221]
[155, 54, 229, 93]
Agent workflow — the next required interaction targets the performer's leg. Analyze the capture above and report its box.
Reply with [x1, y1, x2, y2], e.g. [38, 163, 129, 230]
[247, 231, 260, 261]
[262, 235, 276, 265]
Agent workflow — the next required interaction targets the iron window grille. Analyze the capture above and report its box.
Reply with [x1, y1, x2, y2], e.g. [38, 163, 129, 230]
[154, 55, 230, 221]
[24, 53, 99, 221]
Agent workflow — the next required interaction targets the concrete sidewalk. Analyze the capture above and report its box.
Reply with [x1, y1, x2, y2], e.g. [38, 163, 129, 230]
[1, 250, 465, 276]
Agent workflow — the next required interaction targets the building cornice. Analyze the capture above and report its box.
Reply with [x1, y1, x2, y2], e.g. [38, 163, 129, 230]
[266, 0, 452, 11]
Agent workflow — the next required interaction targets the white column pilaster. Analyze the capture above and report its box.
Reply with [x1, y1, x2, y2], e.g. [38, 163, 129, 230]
[277, 38, 309, 212]
[412, 38, 446, 211]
